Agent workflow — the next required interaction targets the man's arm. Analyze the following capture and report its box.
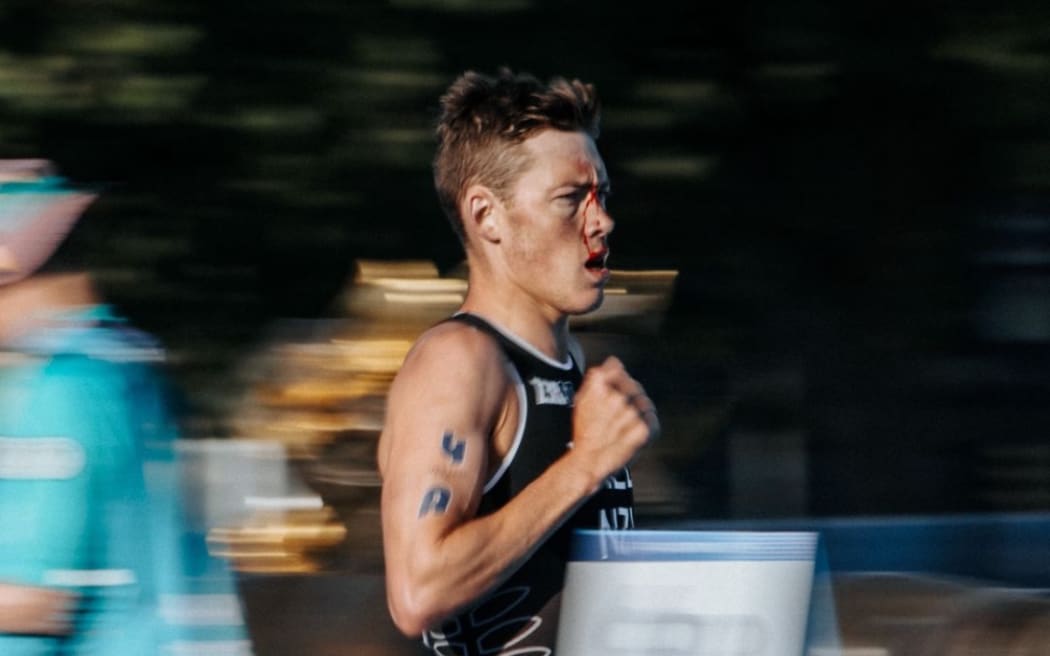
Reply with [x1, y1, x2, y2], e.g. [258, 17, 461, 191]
[378, 323, 658, 636]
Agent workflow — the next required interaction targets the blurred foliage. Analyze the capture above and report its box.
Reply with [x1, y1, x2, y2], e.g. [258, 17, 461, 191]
[4, 0, 1050, 514]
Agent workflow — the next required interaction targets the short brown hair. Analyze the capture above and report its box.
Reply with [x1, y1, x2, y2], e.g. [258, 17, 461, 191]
[433, 68, 601, 244]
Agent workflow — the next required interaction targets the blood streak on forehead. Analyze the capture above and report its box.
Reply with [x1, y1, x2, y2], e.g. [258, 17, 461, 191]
[580, 185, 599, 254]
[579, 162, 603, 257]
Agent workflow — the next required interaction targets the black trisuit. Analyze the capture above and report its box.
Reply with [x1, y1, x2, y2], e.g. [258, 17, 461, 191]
[421, 313, 634, 656]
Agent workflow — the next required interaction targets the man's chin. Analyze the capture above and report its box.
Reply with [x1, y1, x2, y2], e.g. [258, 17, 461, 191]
[569, 290, 605, 316]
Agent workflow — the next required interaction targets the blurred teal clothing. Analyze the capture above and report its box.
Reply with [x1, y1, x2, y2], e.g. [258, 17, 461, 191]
[0, 305, 250, 654]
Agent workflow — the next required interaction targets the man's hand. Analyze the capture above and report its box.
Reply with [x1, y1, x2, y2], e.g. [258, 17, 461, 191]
[569, 356, 659, 489]
[0, 582, 77, 636]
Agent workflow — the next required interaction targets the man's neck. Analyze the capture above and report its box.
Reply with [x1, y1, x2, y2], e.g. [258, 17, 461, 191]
[459, 271, 570, 362]
[0, 273, 99, 346]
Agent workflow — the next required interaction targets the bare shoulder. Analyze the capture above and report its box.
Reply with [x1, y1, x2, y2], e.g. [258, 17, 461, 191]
[379, 320, 510, 469]
[394, 320, 507, 388]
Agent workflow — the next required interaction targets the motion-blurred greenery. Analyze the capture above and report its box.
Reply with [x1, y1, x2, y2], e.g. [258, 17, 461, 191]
[4, 0, 1050, 514]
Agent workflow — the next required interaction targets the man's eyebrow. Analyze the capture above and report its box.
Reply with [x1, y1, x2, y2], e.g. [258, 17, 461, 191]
[556, 180, 611, 194]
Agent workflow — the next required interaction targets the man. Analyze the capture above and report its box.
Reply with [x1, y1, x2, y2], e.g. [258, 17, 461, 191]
[378, 69, 660, 654]
[0, 160, 251, 654]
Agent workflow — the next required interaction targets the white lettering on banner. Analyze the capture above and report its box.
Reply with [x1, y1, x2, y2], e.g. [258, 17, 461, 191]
[0, 437, 85, 479]
[527, 377, 574, 406]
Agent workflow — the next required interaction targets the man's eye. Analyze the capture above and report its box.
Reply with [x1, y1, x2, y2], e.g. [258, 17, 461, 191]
[557, 193, 582, 208]
[557, 188, 609, 213]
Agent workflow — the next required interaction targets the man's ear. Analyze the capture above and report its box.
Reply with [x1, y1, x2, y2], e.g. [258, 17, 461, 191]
[463, 184, 501, 244]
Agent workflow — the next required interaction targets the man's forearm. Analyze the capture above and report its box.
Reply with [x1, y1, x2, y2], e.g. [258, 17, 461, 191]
[388, 452, 598, 634]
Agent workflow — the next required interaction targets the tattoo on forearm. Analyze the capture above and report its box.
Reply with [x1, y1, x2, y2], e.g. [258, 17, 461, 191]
[418, 486, 451, 517]
[441, 430, 466, 464]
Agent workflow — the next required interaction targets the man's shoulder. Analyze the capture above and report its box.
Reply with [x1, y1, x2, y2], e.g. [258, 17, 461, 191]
[380, 319, 513, 464]
[402, 318, 508, 375]
[386, 320, 511, 408]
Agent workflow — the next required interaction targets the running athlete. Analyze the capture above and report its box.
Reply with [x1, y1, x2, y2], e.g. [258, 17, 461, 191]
[0, 161, 251, 655]
[378, 69, 660, 654]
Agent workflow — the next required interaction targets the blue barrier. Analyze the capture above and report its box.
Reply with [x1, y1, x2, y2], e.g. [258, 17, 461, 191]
[662, 512, 1050, 589]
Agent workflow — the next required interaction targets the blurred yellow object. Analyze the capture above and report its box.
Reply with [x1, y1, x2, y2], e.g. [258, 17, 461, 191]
[207, 507, 347, 574]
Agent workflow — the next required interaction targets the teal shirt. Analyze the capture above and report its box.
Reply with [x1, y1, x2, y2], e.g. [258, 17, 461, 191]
[0, 306, 250, 655]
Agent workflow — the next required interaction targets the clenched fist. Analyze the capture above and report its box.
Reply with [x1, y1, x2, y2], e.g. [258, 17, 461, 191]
[569, 356, 659, 490]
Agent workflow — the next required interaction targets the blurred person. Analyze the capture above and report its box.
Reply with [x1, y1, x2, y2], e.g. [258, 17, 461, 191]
[378, 69, 660, 654]
[0, 161, 251, 654]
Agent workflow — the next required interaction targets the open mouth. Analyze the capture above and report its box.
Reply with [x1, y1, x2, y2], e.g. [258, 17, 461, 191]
[584, 249, 609, 272]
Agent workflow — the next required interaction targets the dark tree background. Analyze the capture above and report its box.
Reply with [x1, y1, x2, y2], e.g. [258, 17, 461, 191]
[4, 0, 1050, 518]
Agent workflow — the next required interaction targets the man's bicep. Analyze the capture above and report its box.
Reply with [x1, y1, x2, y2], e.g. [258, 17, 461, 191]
[380, 425, 488, 601]
[380, 351, 497, 542]
[382, 421, 488, 532]
[381, 326, 509, 558]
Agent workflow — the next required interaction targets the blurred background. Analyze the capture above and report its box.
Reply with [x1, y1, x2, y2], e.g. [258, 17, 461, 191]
[3, 0, 1050, 653]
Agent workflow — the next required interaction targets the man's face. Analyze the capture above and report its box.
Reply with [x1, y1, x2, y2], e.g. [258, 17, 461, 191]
[499, 129, 614, 317]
